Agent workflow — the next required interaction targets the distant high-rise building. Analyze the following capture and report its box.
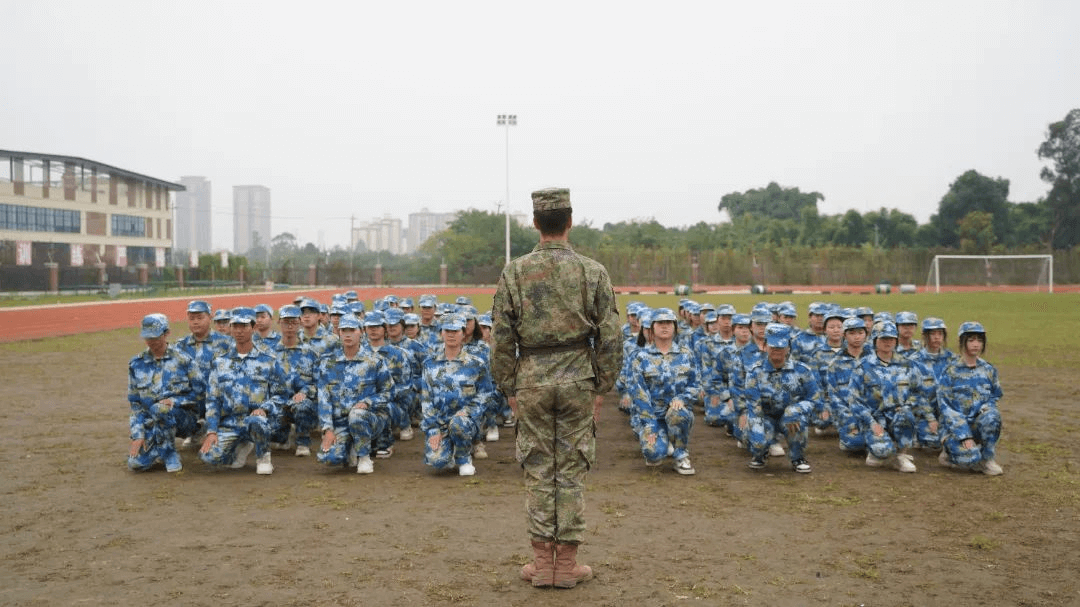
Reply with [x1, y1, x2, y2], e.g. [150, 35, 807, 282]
[233, 185, 271, 255]
[353, 214, 404, 254]
[174, 176, 211, 254]
[406, 208, 458, 253]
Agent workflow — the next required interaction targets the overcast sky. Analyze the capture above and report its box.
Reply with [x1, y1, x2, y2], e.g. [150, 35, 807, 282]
[3, 1, 1078, 251]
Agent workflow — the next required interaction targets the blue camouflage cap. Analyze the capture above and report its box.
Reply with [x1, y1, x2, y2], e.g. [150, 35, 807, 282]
[455, 296, 472, 306]
[318, 303, 328, 314]
[478, 313, 492, 327]
[959, 321, 986, 335]
[403, 313, 420, 325]
[765, 323, 792, 348]
[299, 298, 320, 311]
[732, 313, 751, 326]
[874, 311, 894, 324]
[187, 300, 211, 314]
[279, 304, 301, 319]
[231, 306, 256, 325]
[716, 304, 736, 316]
[384, 308, 405, 325]
[400, 297, 414, 308]
[872, 320, 898, 341]
[140, 313, 169, 339]
[699, 302, 716, 313]
[855, 306, 874, 317]
[345, 290, 359, 300]
[441, 313, 466, 331]
[350, 301, 366, 315]
[778, 302, 797, 317]
[809, 301, 830, 316]
[419, 294, 437, 308]
[703, 311, 718, 324]
[684, 301, 701, 315]
[254, 303, 273, 317]
[842, 317, 867, 332]
[896, 311, 918, 325]
[329, 304, 348, 316]
[213, 309, 230, 322]
[384, 294, 399, 305]
[751, 309, 773, 324]
[364, 310, 387, 327]
[677, 298, 689, 309]
[338, 314, 361, 330]
[841, 307, 856, 319]
[459, 305, 479, 320]
[651, 307, 678, 323]
[825, 305, 847, 323]
[639, 309, 654, 328]
[922, 317, 946, 331]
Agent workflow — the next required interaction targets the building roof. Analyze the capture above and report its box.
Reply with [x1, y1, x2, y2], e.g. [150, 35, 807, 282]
[0, 149, 185, 191]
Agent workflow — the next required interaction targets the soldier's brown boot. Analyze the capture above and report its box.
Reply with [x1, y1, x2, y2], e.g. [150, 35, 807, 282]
[553, 542, 593, 588]
[520, 539, 555, 587]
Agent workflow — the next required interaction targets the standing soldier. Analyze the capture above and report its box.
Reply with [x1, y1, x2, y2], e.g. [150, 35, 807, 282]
[492, 188, 622, 590]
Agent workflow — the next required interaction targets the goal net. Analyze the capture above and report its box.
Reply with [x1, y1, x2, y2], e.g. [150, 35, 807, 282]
[925, 255, 1053, 293]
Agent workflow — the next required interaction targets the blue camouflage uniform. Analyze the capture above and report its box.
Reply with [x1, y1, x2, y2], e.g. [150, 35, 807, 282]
[821, 320, 871, 452]
[740, 324, 820, 470]
[627, 320, 701, 466]
[315, 324, 394, 467]
[365, 312, 413, 452]
[420, 343, 494, 471]
[267, 306, 319, 451]
[200, 330, 291, 467]
[938, 323, 1002, 470]
[175, 301, 232, 418]
[697, 323, 736, 428]
[128, 315, 204, 472]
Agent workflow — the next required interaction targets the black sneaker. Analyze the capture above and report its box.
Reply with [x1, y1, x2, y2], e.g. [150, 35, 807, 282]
[748, 456, 766, 469]
[792, 458, 812, 474]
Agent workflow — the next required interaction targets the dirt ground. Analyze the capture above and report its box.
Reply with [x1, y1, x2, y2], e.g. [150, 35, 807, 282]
[1, 330, 1078, 607]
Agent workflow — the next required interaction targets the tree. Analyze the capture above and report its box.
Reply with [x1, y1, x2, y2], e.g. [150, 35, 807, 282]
[931, 170, 1010, 248]
[863, 208, 918, 248]
[957, 211, 995, 254]
[1037, 108, 1080, 249]
[836, 210, 868, 247]
[718, 182, 824, 222]
[421, 209, 538, 283]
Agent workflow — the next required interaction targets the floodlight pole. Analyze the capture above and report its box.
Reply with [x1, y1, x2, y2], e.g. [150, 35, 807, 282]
[497, 114, 517, 266]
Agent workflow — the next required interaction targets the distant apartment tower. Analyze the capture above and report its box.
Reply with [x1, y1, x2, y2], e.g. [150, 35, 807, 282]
[233, 185, 271, 255]
[352, 214, 403, 254]
[406, 208, 458, 253]
[174, 176, 211, 253]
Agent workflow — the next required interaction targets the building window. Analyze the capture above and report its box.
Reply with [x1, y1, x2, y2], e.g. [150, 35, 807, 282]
[111, 213, 146, 237]
[0, 203, 81, 233]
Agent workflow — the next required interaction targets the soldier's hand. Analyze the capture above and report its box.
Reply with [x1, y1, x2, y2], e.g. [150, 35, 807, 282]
[353, 402, 369, 410]
[871, 423, 885, 437]
[593, 394, 603, 423]
[427, 434, 440, 451]
[710, 395, 720, 407]
[670, 399, 686, 411]
[738, 414, 748, 431]
[321, 430, 335, 451]
[962, 438, 975, 450]
[508, 397, 518, 417]
[252, 408, 266, 417]
[292, 393, 305, 403]
[199, 432, 218, 455]
[129, 439, 145, 457]
[929, 421, 939, 434]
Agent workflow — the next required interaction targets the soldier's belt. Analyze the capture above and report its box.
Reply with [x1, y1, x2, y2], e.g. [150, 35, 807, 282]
[518, 340, 591, 357]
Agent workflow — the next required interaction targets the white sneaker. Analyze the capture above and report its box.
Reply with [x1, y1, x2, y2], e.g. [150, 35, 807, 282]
[180, 436, 194, 449]
[894, 453, 917, 473]
[981, 459, 1003, 476]
[769, 443, 786, 457]
[356, 455, 374, 474]
[673, 456, 696, 475]
[295, 445, 311, 457]
[813, 427, 826, 436]
[255, 453, 273, 475]
[865, 453, 886, 467]
[375, 446, 394, 459]
[486, 426, 500, 442]
[938, 449, 959, 469]
[458, 458, 475, 476]
[502, 415, 516, 427]
[230, 441, 255, 468]
[472, 442, 488, 459]
[398, 427, 414, 441]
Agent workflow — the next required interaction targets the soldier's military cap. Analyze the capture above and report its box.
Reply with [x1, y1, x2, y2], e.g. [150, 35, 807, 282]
[896, 311, 918, 325]
[140, 313, 169, 339]
[384, 294, 399, 305]
[213, 309, 230, 322]
[403, 313, 420, 326]
[384, 308, 405, 325]
[842, 317, 867, 332]
[345, 290, 359, 301]
[318, 303, 329, 314]
[279, 304, 301, 319]
[874, 311, 894, 324]
[750, 309, 773, 324]
[299, 298, 320, 311]
[531, 187, 571, 212]
[478, 314, 493, 327]
[364, 310, 387, 326]
[765, 323, 792, 348]
[922, 317, 946, 331]
[778, 302, 797, 317]
[440, 313, 466, 331]
[703, 311, 718, 324]
[871, 321, 898, 341]
[716, 304, 736, 316]
[329, 304, 348, 316]
[732, 313, 751, 326]
[809, 301, 830, 315]
[855, 306, 874, 317]
[350, 301, 366, 315]
[419, 294, 437, 308]
[825, 306, 847, 323]
[455, 296, 472, 306]
[400, 297, 414, 308]
[187, 300, 211, 314]
[651, 308, 678, 323]
[338, 314, 361, 330]
[255, 303, 274, 317]
[699, 302, 716, 313]
[959, 321, 986, 335]
[231, 307, 256, 325]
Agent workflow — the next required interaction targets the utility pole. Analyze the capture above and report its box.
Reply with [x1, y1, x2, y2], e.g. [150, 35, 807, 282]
[349, 214, 355, 286]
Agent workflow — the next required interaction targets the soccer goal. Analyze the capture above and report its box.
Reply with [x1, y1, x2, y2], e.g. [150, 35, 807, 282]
[925, 255, 1054, 294]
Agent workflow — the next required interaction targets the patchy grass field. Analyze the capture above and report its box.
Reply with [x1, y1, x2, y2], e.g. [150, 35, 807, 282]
[1, 293, 1078, 606]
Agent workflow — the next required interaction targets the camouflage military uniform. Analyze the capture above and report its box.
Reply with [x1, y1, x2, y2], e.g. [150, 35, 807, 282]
[846, 353, 934, 461]
[315, 347, 393, 465]
[420, 348, 494, 470]
[175, 331, 232, 417]
[741, 356, 821, 464]
[821, 349, 868, 451]
[938, 357, 1003, 468]
[127, 343, 204, 471]
[626, 342, 701, 463]
[268, 339, 320, 449]
[492, 238, 622, 545]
